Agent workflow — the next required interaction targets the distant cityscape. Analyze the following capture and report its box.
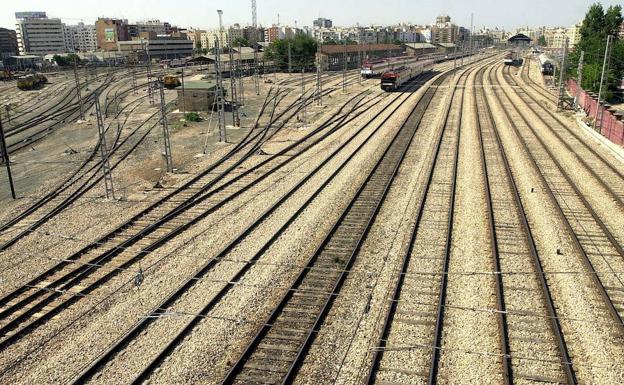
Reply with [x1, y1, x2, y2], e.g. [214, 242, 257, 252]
[1, 10, 623, 68]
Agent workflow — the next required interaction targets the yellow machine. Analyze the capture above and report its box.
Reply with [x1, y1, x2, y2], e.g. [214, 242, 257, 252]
[163, 75, 181, 89]
[17, 74, 47, 90]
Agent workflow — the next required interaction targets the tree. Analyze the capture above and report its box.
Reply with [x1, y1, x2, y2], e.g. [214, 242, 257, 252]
[53, 53, 82, 67]
[264, 34, 318, 71]
[538, 35, 547, 47]
[568, 3, 623, 101]
[232, 37, 250, 47]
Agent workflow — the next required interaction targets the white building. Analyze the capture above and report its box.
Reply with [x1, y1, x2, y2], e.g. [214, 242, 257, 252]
[15, 11, 66, 55]
[64, 22, 96, 52]
[201, 25, 244, 49]
[136, 20, 171, 36]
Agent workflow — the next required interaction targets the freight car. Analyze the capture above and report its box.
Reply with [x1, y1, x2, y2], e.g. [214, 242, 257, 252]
[538, 53, 554, 75]
[17, 74, 47, 90]
[380, 59, 434, 92]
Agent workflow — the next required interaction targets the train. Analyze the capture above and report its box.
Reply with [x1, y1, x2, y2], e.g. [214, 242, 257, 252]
[504, 51, 523, 66]
[538, 53, 554, 76]
[380, 58, 435, 92]
[362, 51, 469, 78]
[17, 73, 47, 90]
[160, 58, 187, 68]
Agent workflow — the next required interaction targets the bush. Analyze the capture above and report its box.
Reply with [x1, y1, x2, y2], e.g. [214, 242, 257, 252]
[185, 112, 202, 122]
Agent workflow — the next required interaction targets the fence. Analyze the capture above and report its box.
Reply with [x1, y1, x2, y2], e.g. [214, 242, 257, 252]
[567, 79, 624, 146]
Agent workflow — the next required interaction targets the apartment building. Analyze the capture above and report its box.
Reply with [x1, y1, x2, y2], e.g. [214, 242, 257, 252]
[0, 28, 18, 58]
[15, 11, 66, 55]
[96, 18, 130, 51]
[64, 22, 96, 52]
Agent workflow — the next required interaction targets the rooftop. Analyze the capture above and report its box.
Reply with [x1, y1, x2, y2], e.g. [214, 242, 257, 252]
[183, 79, 216, 89]
[404, 43, 436, 49]
[321, 44, 402, 55]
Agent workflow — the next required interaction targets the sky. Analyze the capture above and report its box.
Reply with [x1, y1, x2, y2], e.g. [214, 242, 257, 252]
[3, 0, 622, 31]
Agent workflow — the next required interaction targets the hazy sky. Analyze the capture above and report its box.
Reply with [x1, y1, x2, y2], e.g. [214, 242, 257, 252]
[3, 0, 621, 30]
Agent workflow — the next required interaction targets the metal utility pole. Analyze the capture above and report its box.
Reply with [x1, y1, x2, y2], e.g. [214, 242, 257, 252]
[316, 40, 323, 106]
[215, 10, 227, 142]
[342, 40, 347, 93]
[288, 42, 292, 73]
[0, 114, 16, 199]
[574, 50, 584, 110]
[73, 58, 85, 121]
[251, 0, 260, 95]
[4, 105, 11, 124]
[143, 40, 154, 105]
[469, 13, 474, 63]
[238, 43, 245, 106]
[300, 67, 307, 125]
[158, 79, 174, 172]
[453, 43, 457, 71]
[358, 46, 362, 85]
[557, 37, 569, 111]
[228, 33, 240, 127]
[595, 35, 613, 132]
[131, 64, 138, 94]
[181, 67, 186, 114]
[93, 93, 115, 200]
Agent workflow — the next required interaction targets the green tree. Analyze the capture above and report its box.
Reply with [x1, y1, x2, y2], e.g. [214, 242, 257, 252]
[232, 37, 250, 47]
[53, 53, 82, 67]
[538, 35, 547, 46]
[568, 3, 623, 101]
[264, 34, 318, 71]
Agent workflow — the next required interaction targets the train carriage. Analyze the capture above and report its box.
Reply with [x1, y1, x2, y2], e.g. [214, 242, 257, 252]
[380, 59, 434, 92]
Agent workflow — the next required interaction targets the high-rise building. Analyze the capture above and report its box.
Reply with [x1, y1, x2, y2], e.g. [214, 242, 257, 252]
[64, 22, 97, 52]
[0, 28, 18, 58]
[432, 15, 458, 44]
[96, 18, 129, 51]
[135, 20, 171, 36]
[15, 11, 66, 55]
[313, 18, 333, 29]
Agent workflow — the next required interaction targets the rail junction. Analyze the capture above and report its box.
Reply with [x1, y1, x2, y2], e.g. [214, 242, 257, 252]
[0, 51, 623, 385]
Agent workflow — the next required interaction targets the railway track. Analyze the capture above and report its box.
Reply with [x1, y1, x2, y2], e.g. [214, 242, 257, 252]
[503, 65, 624, 210]
[217, 71, 449, 385]
[62, 71, 437, 384]
[518, 57, 557, 104]
[494, 64, 624, 336]
[365, 60, 471, 385]
[476, 64, 576, 384]
[0, 88, 288, 345]
[4, 72, 118, 154]
[0, 81, 375, 352]
[0, 93, 158, 250]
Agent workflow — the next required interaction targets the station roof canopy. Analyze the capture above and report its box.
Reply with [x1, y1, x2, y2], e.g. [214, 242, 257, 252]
[321, 44, 402, 55]
[404, 43, 436, 50]
[508, 33, 532, 43]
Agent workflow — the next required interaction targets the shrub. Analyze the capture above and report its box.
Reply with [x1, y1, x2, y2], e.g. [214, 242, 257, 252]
[185, 112, 202, 122]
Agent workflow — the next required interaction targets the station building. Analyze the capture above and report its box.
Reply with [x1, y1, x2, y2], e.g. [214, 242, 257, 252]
[319, 43, 403, 71]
